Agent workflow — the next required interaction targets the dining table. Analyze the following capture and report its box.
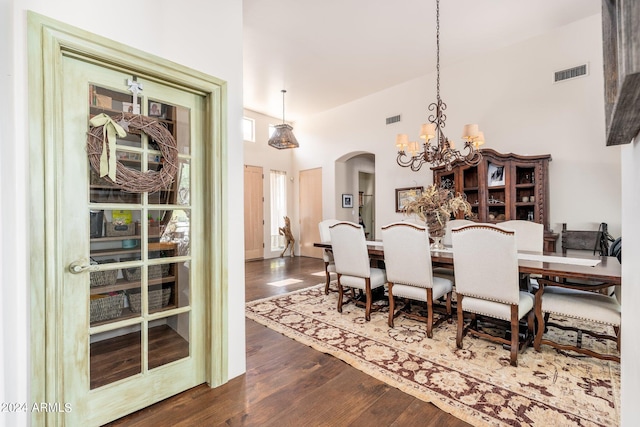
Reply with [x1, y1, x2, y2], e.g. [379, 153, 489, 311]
[315, 239, 621, 356]
[313, 241, 622, 286]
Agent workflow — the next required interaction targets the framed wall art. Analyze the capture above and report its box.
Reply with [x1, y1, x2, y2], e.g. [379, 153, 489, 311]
[395, 186, 423, 212]
[342, 194, 353, 208]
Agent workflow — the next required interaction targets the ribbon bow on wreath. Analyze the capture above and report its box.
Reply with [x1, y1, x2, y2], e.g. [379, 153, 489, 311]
[89, 113, 127, 181]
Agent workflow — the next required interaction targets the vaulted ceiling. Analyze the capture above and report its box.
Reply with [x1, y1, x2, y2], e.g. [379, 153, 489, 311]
[243, 0, 601, 122]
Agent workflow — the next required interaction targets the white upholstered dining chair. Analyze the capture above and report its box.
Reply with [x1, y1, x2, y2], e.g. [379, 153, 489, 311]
[534, 278, 620, 362]
[329, 221, 387, 321]
[498, 220, 544, 253]
[433, 219, 474, 282]
[318, 219, 340, 294]
[381, 222, 453, 338]
[451, 224, 535, 366]
[498, 220, 544, 291]
[443, 219, 475, 247]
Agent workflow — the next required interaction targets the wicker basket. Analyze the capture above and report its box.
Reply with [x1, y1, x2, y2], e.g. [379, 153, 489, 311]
[90, 292, 124, 323]
[105, 222, 135, 237]
[121, 259, 171, 282]
[89, 259, 118, 287]
[127, 287, 172, 313]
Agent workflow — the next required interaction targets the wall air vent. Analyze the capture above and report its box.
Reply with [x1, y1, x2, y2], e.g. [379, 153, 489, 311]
[554, 64, 588, 83]
[386, 114, 401, 125]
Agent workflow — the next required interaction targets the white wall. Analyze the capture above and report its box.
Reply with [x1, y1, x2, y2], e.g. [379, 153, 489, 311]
[243, 109, 297, 258]
[1, 0, 20, 422]
[2, 1, 245, 425]
[293, 14, 621, 240]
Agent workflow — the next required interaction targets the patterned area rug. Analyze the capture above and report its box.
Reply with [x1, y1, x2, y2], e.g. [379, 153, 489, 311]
[245, 285, 620, 427]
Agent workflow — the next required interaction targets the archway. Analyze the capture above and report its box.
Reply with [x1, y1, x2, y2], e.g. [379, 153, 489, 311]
[334, 152, 376, 240]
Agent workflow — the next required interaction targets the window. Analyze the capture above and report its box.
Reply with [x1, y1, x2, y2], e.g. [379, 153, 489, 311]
[243, 117, 255, 142]
[270, 170, 287, 250]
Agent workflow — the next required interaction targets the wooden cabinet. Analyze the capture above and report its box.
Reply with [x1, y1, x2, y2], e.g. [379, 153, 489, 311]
[433, 149, 558, 251]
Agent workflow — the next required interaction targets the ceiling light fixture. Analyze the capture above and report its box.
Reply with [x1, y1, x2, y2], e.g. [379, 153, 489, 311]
[268, 89, 299, 149]
[395, 0, 483, 171]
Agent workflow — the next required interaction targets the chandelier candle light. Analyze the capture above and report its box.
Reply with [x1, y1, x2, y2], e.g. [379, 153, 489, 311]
[396, 0, 484, 172]
[268, 89, 300, 149]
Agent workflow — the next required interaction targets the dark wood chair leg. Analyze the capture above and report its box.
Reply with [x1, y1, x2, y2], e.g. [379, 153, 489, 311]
[324, 262, 331, 295]
[388, 283, 395, 327]
[364, 278, 372, 321]
[534, 287, 544, 351]
[456, 294, 464, 349]
[446, 292, 452, 323]
[426, 288, 434, 338]
[510, 305, 519, 367]
[526, 310, 535, 348]
[337, 274, 343, 313]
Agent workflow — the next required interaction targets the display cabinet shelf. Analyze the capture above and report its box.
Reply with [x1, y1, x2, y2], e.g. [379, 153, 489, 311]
[90, 247, 143, 257]
[433, 148, 558, 251]
[89, 275, 177, 295]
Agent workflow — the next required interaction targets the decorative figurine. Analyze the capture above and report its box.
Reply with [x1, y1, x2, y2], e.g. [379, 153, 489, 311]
[279, 216, 295, 258]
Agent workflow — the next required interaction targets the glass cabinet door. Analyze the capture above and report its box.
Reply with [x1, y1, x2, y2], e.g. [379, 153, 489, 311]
[87, 84, 192, 388]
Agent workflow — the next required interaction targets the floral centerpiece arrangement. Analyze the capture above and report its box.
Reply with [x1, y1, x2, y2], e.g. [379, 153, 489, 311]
[404, 184, 472, 249]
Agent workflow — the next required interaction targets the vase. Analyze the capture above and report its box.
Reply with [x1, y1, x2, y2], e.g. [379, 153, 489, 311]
[425, 211, 447, 250]
[430, 236, 445, 251]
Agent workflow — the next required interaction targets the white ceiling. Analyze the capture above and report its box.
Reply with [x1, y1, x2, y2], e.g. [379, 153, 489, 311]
[243, 0, 601, 122]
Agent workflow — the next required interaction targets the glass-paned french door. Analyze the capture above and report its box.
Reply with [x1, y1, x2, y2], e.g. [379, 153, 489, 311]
[61, 57, 205, 425]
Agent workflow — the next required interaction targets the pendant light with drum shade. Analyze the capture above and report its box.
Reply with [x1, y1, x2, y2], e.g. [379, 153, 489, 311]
[268, 89, 300, 149]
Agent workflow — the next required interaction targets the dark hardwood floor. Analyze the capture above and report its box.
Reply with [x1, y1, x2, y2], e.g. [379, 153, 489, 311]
[105, 256, 470, 426]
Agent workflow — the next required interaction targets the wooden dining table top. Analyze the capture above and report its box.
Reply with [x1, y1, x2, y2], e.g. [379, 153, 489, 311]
[313, 241, 622, 286]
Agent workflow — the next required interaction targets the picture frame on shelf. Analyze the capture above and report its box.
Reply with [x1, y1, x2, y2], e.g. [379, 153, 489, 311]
[342, 194, 354, 208]
[94, 94, 112, 109]
[122, 101, 140, 114]
[395, 186, 423, 212]
[149, 102, 163, 117]
[487, 163, 505, 187]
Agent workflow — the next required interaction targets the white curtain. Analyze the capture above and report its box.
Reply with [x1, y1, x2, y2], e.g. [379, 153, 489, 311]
[270, 170, 287, 250]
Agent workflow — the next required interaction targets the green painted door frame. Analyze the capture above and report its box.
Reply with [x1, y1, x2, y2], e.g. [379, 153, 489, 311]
[28, 12, 228, 426]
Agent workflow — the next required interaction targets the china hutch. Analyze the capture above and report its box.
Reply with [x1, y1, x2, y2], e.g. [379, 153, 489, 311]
[432, 149, 558, 252]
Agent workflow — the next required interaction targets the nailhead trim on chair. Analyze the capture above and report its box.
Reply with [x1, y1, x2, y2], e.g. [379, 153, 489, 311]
[392, 281, 429, 288]
[458, 292, 514, 306]
[329, 222, 361, 230]
[543, 309, 619, 327]
[451, 224, 515, 237]
[381, 222, 426, 231]
[462, 309, 512, 322]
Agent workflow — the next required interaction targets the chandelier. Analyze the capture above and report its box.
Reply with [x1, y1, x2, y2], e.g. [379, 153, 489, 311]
[395, 0, 484, 171]
[268, 89, 300, 149]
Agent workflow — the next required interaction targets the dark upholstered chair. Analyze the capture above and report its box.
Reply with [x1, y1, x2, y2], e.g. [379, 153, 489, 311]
[561, 222, 615, 296]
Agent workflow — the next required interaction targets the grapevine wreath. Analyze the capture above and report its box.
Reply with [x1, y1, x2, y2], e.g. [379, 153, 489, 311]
[87, 112, 178, 193]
